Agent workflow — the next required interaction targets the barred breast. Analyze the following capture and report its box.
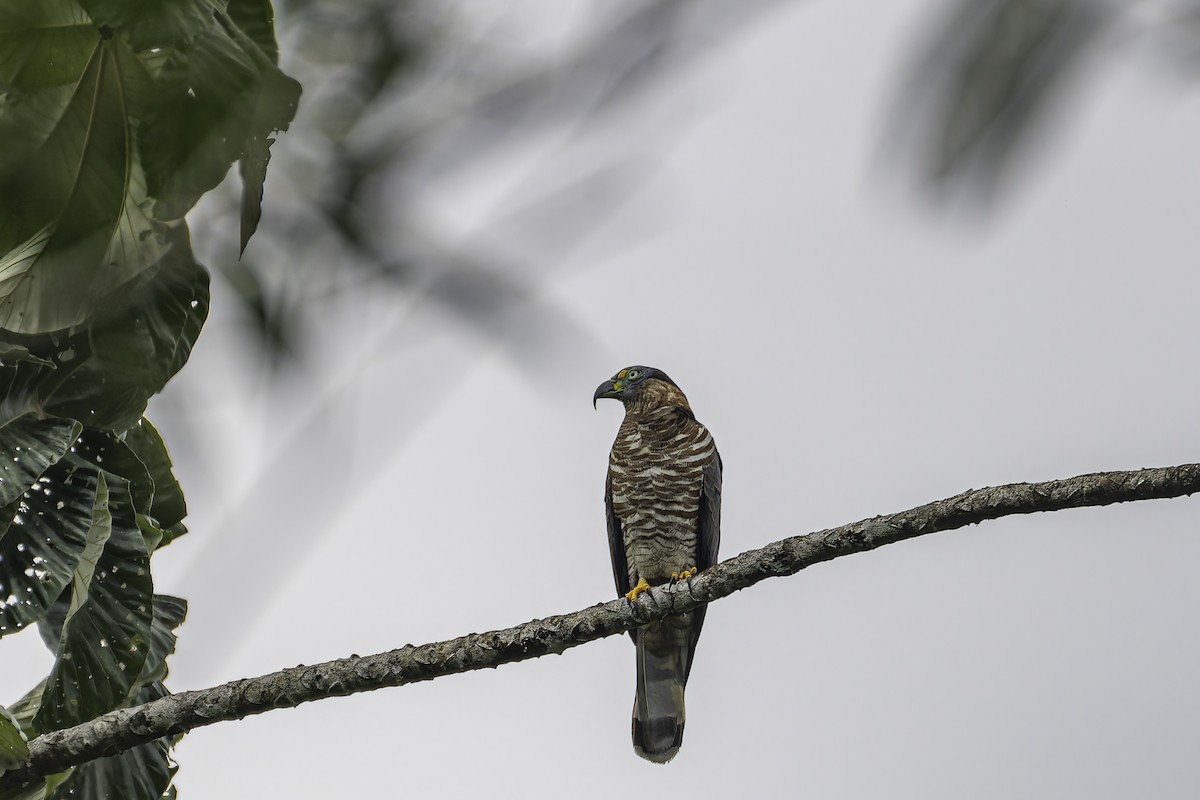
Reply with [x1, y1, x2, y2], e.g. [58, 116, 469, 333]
[609, 405, 717, 586]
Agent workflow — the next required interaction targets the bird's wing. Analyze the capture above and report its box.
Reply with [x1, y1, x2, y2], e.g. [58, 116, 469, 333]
[606, 471, 638, 643]
[698, 448, 722, 572]
[606, 470, 632, 598]
[685, 447, 722, 679]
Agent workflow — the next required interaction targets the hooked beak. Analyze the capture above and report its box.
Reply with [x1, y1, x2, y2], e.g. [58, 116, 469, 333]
[593, 379, 624, 409]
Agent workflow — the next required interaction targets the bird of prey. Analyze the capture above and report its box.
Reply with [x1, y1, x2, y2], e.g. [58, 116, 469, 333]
[593, 365, 721, 763]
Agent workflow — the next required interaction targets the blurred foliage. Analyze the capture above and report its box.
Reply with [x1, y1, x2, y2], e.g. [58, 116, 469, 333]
[0, 0, 295, 796]
[208, 0, 1200, 363]
[892, 0, 1110, 201]
[207, 0, 791, 363]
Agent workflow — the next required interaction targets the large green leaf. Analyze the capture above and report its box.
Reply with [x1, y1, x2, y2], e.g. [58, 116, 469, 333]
[0, 681, 63, 798]
[1, 681, 44, 737]
[122, 418, 187, 533]
[0, 705, 29, 773]
[0, 778, 47, 800]
[78, 0, 221, 52]
[43, 233, 209, 431]
[0, 344, 55, 369]
[0, 446, 99, 637]
[37, 590, 183, 693]
[0, 2, 97, 195]
[0, 232, 208, 432]
[32, 471, 115, 732]
[0, 1, 95, 92]
[34, 463, 153, 733]
[0, 40, 133, 333]
[31, 606, 184, 800]
[0, 0, 291, 336]
[0, 415, 80, 507]
[227, 0, 278, 62]
[0, 357, 56, 427]
[35, 500, 132, 650]
[141, 10, 299, 226]
[237, 67, 298, 250]
[0, 3, 231, 335]
[136, 595, 186, 686]
[226, 14, 298, 251]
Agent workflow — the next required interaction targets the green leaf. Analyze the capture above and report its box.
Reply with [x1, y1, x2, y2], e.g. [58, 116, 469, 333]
[0, 344, 55, 369]
[0, 0, 96, 91]
[64, 471, 110, 612]
[0, 686, 50, 799]
[0, 778, 46, 800]
[0, 89, 72, 216]
[160, 520, 187, 549]
[33, 471, 114, 730]
[140, 10, 299, 230]
[0, 230, 208, 432]
[33, 596, 68, 654]
[227, 0, 278, 62]
[26, 598, 182, 799]
[0, 357, 56, 425]
[0, 2, 97, 201]
[35, 430, 156, 646]
[238, 128, 271, 254]
[0, 9, 202, 336]
[0, 446, 99, 637]
[33, 465, 152, 733]
[0, 40, 133, 333]
[78, 0, 221, 52]
[0, 415, 80, 507]
[3, 680, 45, 735]
[0, 0, 295, 316]
[238, 67, 299, 249]
[137, 594, 186, 686]
[42, 590, 188, 690]
[0, 705, 29, 772]
[37, 581, 179, 691]
[225, 13, 298, 251]
[102, 151, 175, 278]
[122, 418, 186, 532]
[81, 428, 155, 512]
[42, 232, 209, 431]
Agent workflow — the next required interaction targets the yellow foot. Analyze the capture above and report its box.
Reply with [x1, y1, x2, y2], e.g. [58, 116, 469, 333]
[624, 577, 651, 602]
[670, 567, 697, 581]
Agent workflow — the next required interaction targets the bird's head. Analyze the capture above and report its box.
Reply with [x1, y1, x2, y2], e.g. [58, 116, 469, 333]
[593, 366, 685, 413]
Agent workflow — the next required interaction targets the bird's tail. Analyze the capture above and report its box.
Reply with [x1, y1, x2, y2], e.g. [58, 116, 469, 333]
[632, 616, 693, 763]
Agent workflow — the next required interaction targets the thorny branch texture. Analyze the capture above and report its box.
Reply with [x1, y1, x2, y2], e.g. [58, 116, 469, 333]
[4, 462, 1199, 784]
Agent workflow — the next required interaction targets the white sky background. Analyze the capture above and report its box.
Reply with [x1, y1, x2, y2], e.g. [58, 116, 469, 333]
[7, 0, 1200, 797]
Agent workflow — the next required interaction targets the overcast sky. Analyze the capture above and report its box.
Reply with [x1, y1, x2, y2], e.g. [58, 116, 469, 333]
[7, 1, 1200, 797]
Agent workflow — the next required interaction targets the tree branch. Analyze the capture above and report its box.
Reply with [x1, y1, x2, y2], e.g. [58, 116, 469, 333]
[6, 462, 1199, 783]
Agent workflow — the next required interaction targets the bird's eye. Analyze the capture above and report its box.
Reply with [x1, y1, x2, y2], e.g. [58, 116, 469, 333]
[627, 369, 642, 379]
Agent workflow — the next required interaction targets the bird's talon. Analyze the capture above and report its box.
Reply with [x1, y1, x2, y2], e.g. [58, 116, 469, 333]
[624, 577, 651, 602]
